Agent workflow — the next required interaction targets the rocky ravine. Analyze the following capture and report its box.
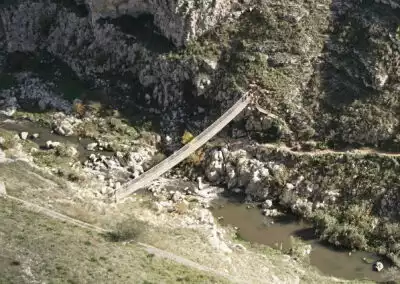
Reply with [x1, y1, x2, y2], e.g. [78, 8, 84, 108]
[85, 0, 247, 46]
[1, 0, 400, 278]
[0, 127, 339, 283]
[1, 0, 400, 148]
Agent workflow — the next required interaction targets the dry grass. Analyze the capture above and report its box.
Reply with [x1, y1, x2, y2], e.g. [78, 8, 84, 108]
[72, 101, 86, 118]
[174, 201, 190, 215]
[0, 198, 230, 284]
[110, 199, 362, 284]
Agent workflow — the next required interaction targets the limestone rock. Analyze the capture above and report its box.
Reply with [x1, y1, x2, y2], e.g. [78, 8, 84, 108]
[0, 181, 7, 196]
[171, 191, 183, 202]
[84, 0, 247, 46]
[262, 199, 273, 209]
[53, 120, 74, 136]
[86, 142, 98, 151]
[45, 141, 61, 149]
[20, 132, 28, 140]
[374, 261, 384, 272]
[0, 96, 19, 116]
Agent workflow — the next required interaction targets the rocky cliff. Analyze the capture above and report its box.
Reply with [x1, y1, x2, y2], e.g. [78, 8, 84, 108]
[2, 0, 400, 267]
[2, 0, 399, 149]
[84, 0, 246, 46]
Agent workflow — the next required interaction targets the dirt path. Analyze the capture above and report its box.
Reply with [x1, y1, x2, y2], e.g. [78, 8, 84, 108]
[4, 194, 243, 283]
[6, 195, 110, 234]
[138, 242, 242, 283]
[253, 102, 400, 158]
[259, 143, 400, 157]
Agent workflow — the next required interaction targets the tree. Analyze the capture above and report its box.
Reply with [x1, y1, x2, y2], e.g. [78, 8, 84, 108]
[181, 130, 194, 145]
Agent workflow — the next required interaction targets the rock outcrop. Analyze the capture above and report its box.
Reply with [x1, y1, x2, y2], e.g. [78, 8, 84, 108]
[84, 0, 246, 46]
[204, 142, 400, 260]
[0, 73, 71, 116]
[1, 0, 400, 149]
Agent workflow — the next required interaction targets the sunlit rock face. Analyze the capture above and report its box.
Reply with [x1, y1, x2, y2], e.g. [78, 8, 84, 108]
[84, 0, 245, 46]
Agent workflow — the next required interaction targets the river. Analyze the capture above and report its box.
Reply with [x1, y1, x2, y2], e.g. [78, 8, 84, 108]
[211, 199, 390, 282]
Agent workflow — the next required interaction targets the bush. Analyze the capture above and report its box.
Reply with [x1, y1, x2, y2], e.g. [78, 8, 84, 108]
[174, 201, 189, 215]
[181, 130, 194, 145]
[106, 219, 147, 242]
[328, 225, 369, 250]
[54, 144, 75, 157]
[55, 168, 85, 183]
[76, 121, 99, 138]
[107, 117, 125, 133]
[140, 131, 157, 146]
[312, 207, 371, 250]
[86, 101, 102, 115]
[72, 101, 86, 118]
[0, 133, 19, 150]
[289, 236, 312, 262]
[188, 149, 204, 166]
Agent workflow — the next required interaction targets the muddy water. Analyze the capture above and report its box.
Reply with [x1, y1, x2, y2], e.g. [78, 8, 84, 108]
[212, 201, 389, 282]
[0, 117, 111, 160]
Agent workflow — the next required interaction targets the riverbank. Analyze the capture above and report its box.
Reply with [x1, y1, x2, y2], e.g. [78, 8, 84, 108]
[0, 151, 345, 283]
[1, 107, 400, 282]
[211, 199, 392, 282]
[203, 142, 400, 271]
[0, 113, 373, 283]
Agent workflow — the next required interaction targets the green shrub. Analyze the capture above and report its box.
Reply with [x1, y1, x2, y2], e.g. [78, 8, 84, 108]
[54, 145, 75, 157]
[288, 236, 312, 262]
[106, 219, 147, 242]
[55, 168, 85, 183]
[312, 205, 373, 250]
[76, 121, 99, 138]
[107, 117, 125, 132]
[0, 136, 18, 150]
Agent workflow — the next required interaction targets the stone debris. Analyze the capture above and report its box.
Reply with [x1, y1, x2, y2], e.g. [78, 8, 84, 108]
[45, 141, 61, 149]
[86, 142, 98, 151]
[0, 181, 7, 196]
[374, 261, 384, 272]
[19, 132, 29, 140]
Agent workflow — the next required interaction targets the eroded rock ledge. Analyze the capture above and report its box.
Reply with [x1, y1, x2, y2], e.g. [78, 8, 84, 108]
[203, 142, 400, 265]
[84, 0, 247, 46]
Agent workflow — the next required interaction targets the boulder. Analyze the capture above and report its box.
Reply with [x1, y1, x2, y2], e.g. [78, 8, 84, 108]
[262, 199, 273, 209]
[86, 142, 98, 151]
[0, 181, 7, 196]
[171, 191, 183, 202]
[20, 132, 28, 140]
[45, 140, 61, 149]
[374, 261, 384, 272]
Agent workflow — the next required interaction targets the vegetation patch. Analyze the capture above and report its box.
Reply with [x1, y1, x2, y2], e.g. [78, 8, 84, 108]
[254, 146, 400, 264]
[0, 198, 230, 283]
[106, 218, 148, 242]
